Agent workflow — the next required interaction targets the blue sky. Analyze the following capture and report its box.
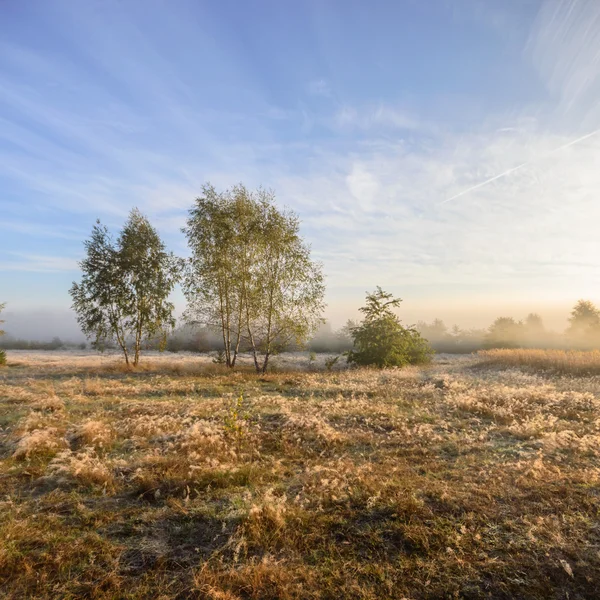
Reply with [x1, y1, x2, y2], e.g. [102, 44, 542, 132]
[2, 0, 600, 335]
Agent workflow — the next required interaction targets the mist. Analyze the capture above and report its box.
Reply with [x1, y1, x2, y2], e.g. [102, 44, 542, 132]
[1, 309, 84, 342]
[0, 297, 582, 349]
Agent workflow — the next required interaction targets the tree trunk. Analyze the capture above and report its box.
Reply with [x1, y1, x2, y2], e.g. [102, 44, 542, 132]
[115, 329, 130, 366]
[218, 284, 231, 368]
[261, 352, 270, 373]
[232, 329, 241, 368]
[133, 313, 143, 366]
[246, 324, 261, 373]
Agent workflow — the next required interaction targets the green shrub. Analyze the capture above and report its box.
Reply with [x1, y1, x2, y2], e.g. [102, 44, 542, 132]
[347, 287, 433, 368]
[0, 349, 6, 366]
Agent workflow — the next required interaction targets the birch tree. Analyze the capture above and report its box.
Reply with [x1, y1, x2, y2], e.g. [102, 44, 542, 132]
[70, 209, 179, 366]
[182, 184, 259, 368]
[246, 200, 325, 372]
[183, 184, 325, 372]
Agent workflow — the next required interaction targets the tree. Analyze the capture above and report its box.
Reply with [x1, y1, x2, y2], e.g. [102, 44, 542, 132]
[567, 300, 600, 343]
[524, 313, 544, 334]
[416, 318, 449, 341]
[247, 199, 325, 372]
[0, 303, 5, 337]
[336, 319, 358, 351]
[70, 209, 179, 366]
[347, 287, 433, 368]
[183, 183, 325, 372]
[485, 317, 523, 349]
[183, 184, 259, 368]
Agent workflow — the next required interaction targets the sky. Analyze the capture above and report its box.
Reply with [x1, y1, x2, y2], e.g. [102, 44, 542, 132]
[2, 0, 600, 339]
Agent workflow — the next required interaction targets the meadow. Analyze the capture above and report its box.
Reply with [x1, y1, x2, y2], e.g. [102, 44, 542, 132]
[1, 350, 599, 599]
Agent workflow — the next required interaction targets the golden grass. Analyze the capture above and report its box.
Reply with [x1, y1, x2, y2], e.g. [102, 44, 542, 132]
[479, 348, 600, 374]
[1, 351, 600, 598]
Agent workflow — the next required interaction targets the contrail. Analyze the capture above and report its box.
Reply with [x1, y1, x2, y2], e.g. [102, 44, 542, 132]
[440, 127, 600, 205]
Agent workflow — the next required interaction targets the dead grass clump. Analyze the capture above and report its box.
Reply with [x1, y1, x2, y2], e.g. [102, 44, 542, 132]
[12, 427, 67, 460]
[247, 487, 289, 529]
[32, 394, 65, 412]
[17, 410, 55, 432]
[282, 411, 344, 444]
[46, 449, 114, 488]
[69, 419, 115, 449]
[178, 420, 229, 458]
[118, 414, 188, 438]
[0, 382, 43, 405]
[194, 556, 308, 600]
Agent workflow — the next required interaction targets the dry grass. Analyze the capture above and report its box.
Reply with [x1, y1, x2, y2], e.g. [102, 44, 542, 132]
[1, 350, 600, 598]
[479, 348, 600, 375]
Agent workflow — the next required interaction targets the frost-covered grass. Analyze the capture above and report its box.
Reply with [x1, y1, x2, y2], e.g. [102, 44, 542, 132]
[1, 351, 599, 598]
[3, 348, 346, 373]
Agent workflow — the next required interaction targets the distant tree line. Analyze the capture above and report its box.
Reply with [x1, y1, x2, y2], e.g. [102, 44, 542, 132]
[8, 298, 600, 358]
[0, 336, 74, 351]
[415, 299, 600, 353]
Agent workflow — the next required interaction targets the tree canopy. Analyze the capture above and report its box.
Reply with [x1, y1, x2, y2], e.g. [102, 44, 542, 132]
[347, 287, 433, 368]
[182, 183, 325, 372]
[70, 209, 179, 366]
[567, 300, 600, 342]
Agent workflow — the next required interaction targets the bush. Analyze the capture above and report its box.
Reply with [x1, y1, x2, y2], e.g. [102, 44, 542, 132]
[0, 349, 6, 366]
[347, 288, 433, 368]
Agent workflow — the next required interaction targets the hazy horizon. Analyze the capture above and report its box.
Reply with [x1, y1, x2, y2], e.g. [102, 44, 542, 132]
[3, 0, 600, 339]
[0, 297, 585, 343]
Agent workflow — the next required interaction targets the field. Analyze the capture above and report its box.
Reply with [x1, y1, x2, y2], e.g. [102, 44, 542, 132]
[479, 348, 600, 375]
[1, 350, 600, 599]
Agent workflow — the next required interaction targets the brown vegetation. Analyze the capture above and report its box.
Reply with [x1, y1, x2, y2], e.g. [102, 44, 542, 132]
[479, 348, 600, 375]
[1, 351, 599, 598]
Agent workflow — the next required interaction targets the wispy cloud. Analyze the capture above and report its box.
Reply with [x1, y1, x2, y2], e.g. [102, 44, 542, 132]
[333, 105, 422, 132]
[308, 78, 332, 98]
[527, 0, 600, 123]
[3, 0, 600, 325]
[440, 127, 600, 204]
[0, 253, 79, 273]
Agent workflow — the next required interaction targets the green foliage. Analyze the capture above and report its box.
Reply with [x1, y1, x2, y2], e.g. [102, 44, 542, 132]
[224, 392, 249, 451]
[524, 313, 544, 334]
[325, 355, 340, 371]
[347, 287, 433, 368]
[183, 183, 325, 372]
[567, 300, 600, 343]
[484, 317, 524, 349]
[0, 337, 65, 351]
[70, 209, 179, 366]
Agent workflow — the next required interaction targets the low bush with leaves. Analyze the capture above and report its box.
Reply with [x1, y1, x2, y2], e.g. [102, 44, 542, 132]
[347, 287, 433, 368]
